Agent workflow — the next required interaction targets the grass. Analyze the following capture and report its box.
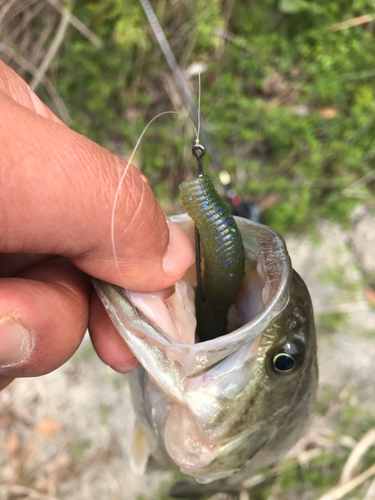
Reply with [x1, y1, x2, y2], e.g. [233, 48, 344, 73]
[2, 2, 375, 499]
[5, 0, 375, 234]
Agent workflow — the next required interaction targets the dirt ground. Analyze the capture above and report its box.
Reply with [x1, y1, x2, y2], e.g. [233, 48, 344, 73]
[1, 208, 374, 500]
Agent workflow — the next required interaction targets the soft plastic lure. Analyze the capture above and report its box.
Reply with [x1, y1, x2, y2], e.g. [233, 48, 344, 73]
[179, 144, 245, 341]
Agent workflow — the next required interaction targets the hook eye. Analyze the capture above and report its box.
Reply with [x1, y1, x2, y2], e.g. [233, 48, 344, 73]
[192, 143, 206, 159]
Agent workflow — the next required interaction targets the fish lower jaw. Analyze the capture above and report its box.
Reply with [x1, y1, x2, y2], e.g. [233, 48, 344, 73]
[162, 404, 251, 482]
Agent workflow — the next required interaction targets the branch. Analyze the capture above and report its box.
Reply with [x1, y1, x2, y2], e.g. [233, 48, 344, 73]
[30, 6, 70, 91]
[327, 15, 375, 32]
[0, 42, 72, 125]
[317, 463, 375, 500]
[47, 0, 103, 49]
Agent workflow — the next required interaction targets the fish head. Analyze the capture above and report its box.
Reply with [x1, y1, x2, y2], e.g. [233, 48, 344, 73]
[93, 215, 317, 484]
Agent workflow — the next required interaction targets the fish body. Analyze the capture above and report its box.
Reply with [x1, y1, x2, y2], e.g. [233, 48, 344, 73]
[93, 215, 318, 495]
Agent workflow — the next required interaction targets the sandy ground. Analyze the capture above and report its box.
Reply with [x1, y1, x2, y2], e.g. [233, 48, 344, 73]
[0, 208, 374, 500]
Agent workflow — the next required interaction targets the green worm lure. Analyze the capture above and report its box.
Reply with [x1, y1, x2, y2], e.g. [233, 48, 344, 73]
[179, 144, 245, 341]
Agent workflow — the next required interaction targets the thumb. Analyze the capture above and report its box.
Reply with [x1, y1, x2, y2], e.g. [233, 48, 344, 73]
[0, 91, 194, 290]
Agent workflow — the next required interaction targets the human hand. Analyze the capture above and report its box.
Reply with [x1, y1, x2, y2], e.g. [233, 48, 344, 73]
[0, 61, 194, 391]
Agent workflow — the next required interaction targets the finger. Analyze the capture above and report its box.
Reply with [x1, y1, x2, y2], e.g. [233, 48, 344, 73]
[0, 83, 194, 292]
[0, 60, 62, 122]
[89, 290, 139, 373]
[0, 253, 55, 277]
[0, 258, 90, 378]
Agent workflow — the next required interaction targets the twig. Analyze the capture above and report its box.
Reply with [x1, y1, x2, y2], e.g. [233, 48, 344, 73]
[11, 0, 47, 40]
[364, 476, 375, 500]
[0, 42, 72, 125]
[241, 446, 325, 489]
[0, 0, 17, 25]
[212, 27, 253, 55]
[343, 170, 375, 199]
[317, 463, 375, 500]
[30, 6, 70, 91]
[223, 0, 235, 26]
[47, 0, 103, 49]
[340, 428, 375, 484]
[327, 15, 375, 32]
[29, 9, 58, 68]
[1, 0, 40, 33]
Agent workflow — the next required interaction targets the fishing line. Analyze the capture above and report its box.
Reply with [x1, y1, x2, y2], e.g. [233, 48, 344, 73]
[196, 71, 201, 144]
[138, 0, 223, 172]
[111, 111, 198, 290]
[192, 70, 205, 300]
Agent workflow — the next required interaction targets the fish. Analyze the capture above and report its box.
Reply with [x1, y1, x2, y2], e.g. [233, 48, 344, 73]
[92, 210, 318, 497]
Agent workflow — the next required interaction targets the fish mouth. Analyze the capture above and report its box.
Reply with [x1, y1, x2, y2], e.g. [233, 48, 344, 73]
[94, 215, 292, 379]
[169, 214, 293, 377]
[93, 215, 296, 480]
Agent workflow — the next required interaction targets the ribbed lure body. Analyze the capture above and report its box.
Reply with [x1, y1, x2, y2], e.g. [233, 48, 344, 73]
[179, 175, 245, 341]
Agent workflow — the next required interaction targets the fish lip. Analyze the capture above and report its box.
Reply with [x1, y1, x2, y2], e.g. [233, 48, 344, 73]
[93, 215, 293, 378]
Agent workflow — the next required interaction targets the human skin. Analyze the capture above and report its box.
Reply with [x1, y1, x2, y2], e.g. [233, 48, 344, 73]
[0, 60, 195, 391]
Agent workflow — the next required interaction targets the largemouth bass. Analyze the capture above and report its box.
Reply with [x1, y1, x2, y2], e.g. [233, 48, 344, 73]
[93, 213, 317, 496]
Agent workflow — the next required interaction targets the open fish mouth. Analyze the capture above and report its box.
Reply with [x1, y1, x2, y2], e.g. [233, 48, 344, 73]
[93, 215, 317, 482]
[94, 214, 292, 378]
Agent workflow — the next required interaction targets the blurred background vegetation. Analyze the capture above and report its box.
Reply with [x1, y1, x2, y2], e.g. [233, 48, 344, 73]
[1, 2, 375, 499]
[1, 0, 375, 233]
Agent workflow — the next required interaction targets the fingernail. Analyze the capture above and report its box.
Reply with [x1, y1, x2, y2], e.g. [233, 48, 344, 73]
[114, 358, 140, 374]
[163, 220, 195, 277]
[0, 318, 33, 367]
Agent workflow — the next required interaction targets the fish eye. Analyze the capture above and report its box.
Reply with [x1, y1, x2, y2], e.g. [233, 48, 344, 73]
[269, 339, 305, 375]
[273, 353, 295, 372]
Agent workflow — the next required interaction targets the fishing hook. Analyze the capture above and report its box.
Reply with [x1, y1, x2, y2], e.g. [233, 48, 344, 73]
[192, 143, 206, 301]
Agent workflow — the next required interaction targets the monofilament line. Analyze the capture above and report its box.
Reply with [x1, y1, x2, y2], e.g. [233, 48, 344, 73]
[193, 71, 204, 300]
[196, 70, 201, 144]
[111, 111, 198, 289]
